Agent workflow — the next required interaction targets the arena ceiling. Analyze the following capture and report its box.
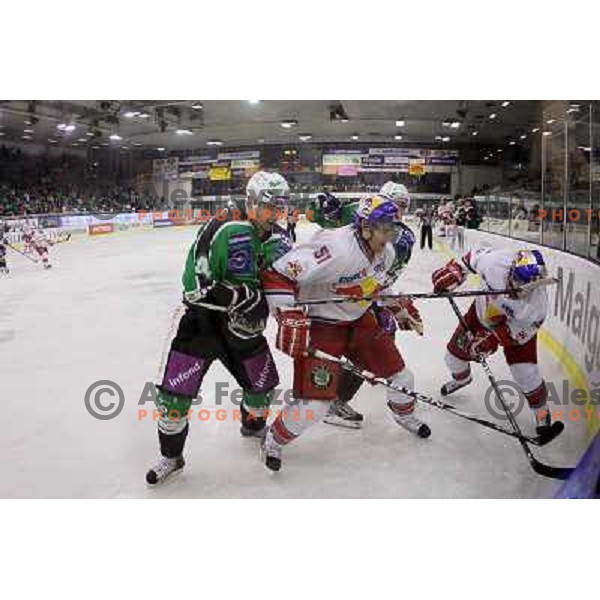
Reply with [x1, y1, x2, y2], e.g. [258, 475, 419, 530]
[0, 100, 578, 154]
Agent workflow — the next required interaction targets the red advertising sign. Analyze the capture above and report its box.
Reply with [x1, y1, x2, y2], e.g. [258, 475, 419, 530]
[89, 223, 115, 235]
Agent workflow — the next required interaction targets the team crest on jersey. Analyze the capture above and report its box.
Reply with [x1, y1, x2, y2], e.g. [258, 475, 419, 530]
[285, 260, 303, 279]
[227, 236, 253, 274]
[311, 363, 333, 390]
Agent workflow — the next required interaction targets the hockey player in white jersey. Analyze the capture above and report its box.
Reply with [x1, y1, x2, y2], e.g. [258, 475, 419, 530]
[23, 226, 53, 269]
[324, 180, 419, 428]
[260, 194, 429, 471]
[432, 246, 556, 434]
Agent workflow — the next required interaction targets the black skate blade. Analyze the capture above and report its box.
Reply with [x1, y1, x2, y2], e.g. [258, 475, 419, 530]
[265, 456, 281, 472]
[532, 421, 565, 447]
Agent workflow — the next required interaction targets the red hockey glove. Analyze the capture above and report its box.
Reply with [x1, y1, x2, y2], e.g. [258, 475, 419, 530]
[275, 308, 310, 359]
[432, 259, 467, 293]
[387, 297, 424, 336]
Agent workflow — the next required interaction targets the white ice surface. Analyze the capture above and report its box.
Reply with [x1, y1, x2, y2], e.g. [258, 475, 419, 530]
[0, 223, 587, 498]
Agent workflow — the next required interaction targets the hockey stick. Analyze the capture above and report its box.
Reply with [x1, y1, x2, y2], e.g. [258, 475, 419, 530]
[295, 288, 531, 307]
[6, 242, 39, 263]
[308, 349, 559, 447]
[447, 297, 573, 480]
[182, 298, 228, 312]
[50, 231, 71, 244]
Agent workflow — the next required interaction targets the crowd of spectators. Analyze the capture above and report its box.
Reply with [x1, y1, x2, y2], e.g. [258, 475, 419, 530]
[0, 146, 164, 217]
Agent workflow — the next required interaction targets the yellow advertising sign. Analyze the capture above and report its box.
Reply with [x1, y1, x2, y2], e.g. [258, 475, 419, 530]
[409, 164, 425, 176]
[208, 167, 231, 181]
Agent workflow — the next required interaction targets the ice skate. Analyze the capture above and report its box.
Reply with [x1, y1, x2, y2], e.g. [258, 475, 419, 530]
[323, 400, 364, 429]
[440, 375, 473, 396]
[388, 403, 431, 438]
[145, 455, 185, 485]
[240, 422, 266, 438]
[535, 407, 552, 436]
[240, 406, 267, 438]
[260, 427, 282, 472]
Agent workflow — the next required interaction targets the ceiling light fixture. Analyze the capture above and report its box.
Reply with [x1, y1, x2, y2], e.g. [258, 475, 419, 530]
[280, 120, 298, 129]
[176, 129, 193, 135]
[299, 134, 312, 142]
[396, 120, 405, 127]
[489, 113, 497, 120]
[109, 133, 123, 141]
[442, 120, 460, 129]
[351, 134, 359, 141]
[394, 135, 403, 140]
[501, 101, 511, 107]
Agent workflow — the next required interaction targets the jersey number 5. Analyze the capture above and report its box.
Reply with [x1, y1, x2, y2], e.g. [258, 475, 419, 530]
[314, 245, 332, 265]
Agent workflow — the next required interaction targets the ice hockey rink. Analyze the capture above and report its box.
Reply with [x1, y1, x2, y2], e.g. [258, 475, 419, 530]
[0, 221, 588, 498]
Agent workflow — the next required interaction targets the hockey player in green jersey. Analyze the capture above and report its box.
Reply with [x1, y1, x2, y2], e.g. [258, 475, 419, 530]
[146, 171, 292, 485]
[309, 181, 411, 229]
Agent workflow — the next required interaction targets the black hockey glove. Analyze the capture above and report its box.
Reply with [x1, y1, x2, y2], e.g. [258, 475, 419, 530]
[227, 284, 269, 339]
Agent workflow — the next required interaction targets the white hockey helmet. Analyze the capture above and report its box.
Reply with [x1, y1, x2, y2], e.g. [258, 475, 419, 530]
[380, 181, 410, 211]
[246, 171, 290, 207]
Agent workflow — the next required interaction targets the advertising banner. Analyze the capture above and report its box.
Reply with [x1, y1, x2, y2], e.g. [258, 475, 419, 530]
[208, 167, 232, 181]
[89, 223, 115, 235]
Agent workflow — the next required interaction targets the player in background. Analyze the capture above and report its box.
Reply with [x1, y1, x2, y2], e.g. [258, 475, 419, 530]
[145, 171, 292, 485]
[454, 203, 467, 251]
[308, 181, 411, 232]
[432, 247, 557, 435]
[307, 192, 344, 229]
[0, 222, 9, 275]
[23, 226, 53, 269]
[260, 195, 430, 472]
[323, 181, 419, 428]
